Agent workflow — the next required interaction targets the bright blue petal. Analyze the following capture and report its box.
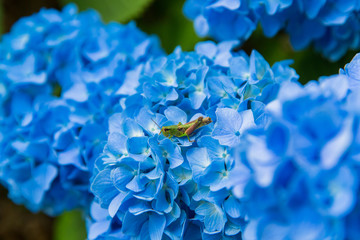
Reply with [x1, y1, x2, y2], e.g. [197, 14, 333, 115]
[149, 213, 166, 240]
[224, 195, 242, 218]
[122, 212, 147, 236]
[128, 136, 149, 155]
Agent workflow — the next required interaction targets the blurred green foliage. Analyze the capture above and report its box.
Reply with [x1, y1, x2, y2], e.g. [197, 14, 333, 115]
[59, 0, 153, 23]
[54, 210, 86, 240]
[138, 0, 202, 53]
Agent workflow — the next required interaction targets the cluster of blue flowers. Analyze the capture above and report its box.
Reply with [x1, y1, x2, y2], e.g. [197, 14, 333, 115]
[88, 41, 299, 239]
[0, 4, 163, 215]
[228, 54, 360, 239]
[4, 3, 360, 240]
[183, 0, 360, 60]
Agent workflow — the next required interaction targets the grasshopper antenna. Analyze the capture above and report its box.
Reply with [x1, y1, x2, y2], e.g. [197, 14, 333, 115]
[151, 118, 161, 129]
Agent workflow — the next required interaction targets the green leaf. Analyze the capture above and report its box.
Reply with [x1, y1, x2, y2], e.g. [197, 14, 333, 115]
[54, 210, 87, 240]
[59, 0, 153, 23]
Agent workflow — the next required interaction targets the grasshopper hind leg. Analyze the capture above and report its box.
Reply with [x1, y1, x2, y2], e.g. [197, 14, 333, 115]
[186, 134, 195, 143]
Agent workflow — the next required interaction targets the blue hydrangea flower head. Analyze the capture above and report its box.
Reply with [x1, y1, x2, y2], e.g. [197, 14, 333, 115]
[184, 0, 360, 60]
[229, 73, 360, 239]
[0, 4, 163, 215]
[90, 42, 299, 238]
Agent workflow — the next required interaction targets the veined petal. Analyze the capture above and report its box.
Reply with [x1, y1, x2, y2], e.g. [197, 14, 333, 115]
[149, 213, 166, 240]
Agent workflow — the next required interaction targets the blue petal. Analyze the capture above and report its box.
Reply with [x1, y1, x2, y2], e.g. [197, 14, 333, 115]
[139, 222, 151, 240]
[88, 220, 111, 240]
[249, 50, 273, 84]
[200, 160, 224, 187]
[53, 128, 73, 150]
[212, 108, 255, 147]
[303, 0, 326, 18]
[212, 108, 243, 144]
[160, 138, 184, 168]
[90, 202, 108, 221]
[230, 56, 250, 80]
[116, 64, 143, 95]
[208, 0, 240, 10]
[111, 164, 136, 192]
[224, 195, 242, 218]
[122, 212, 148, 236]
[128, 200, 152, 215]
[195, 202, 226, 233]
[187, 147, 211, 182]
[58, 145, 87, 171]
[266, 122, 289, 156]
[106, 132, 128, 156]
[126, 175, 146, 192]
[345, 53, 360, 88]
[63, 83, 89, 102]
[91, 168, 119, 207]
[154, 188, 171, 213]
[195, 41, 217, 59]
[33, 163, 58, 191]
[194, 15, 209, 37]
[320, 118, 353, 169]
[108, 113, 124, 134]
[122, 118, 145, 138]
[128, 136, 149, 155]
[319, 74, 349, 101]
[189, 91, 206, 109]
[135, 108, 167, 135]
[143, 82, 172, 103]
[149, 213, 166, 240]
[197, 136, 226, 160]
[164, 106, 187, 124]
[153, 60, 177, 87]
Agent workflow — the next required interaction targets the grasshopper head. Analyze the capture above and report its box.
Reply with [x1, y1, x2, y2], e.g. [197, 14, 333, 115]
[203, 117, 212, 125]
[196, 117, 212, 129]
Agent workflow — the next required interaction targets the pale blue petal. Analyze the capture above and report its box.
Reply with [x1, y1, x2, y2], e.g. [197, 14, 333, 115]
[187, 148, 211, 182]
[107, 132, 128, 156]
[208, 0, 240, 10]
[122, 118, 145, 138]
[91, 168, 119, 207]
[164, 106, 188, 124]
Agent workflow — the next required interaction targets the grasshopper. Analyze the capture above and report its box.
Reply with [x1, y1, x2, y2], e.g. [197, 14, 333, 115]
[152, 116, 212, 142]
